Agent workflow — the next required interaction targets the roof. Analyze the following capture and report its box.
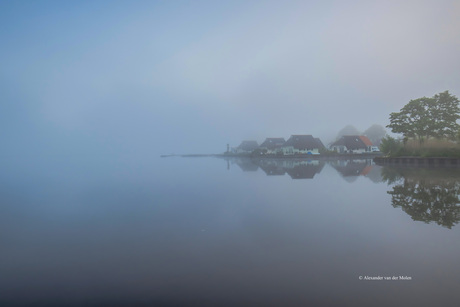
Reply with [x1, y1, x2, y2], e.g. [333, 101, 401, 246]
[258, 161, 286, 176]
[360, 165, 373, 176]
[237, 140, 259, 151]
[235, 159, 259, 171]
[286, 162, 325, 179]
[314, 138, 325, 149]
[260, 138, 286, 149]
[330, 135, 367, 150]
[331, 160, 368, 177]
[359, 135, 373, 146]
[284, 135, 318, 150]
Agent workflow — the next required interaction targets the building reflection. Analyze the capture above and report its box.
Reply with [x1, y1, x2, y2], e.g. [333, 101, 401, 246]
[329, 159, 382, 183]
[225, 157, 385, 182]
[227, 158, 325, 179]
[234, 159, 259, 172]
[223, 157, 460, 228]
[283, 160, 325, 179]
[382, 167, 460, 229]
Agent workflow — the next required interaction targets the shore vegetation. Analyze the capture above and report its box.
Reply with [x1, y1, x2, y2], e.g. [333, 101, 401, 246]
[384, 91, 460, 157]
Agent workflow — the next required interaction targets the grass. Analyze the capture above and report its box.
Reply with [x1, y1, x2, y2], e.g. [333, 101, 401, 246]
[395, 139, 460, 157]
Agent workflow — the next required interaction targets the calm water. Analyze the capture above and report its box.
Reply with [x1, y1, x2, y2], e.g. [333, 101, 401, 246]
[1, 156, 460, 306]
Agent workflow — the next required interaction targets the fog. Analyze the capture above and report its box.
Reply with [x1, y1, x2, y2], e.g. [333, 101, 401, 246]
[2, 0, 460, 158]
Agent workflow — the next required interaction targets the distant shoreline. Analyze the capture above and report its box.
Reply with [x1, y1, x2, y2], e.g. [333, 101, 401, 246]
[161, 153, 383, 159]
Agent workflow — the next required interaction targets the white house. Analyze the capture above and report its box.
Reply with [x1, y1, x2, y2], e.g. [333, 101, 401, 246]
[259, 138, 286, 154]
[330, 135, 373, 154]
[282, 135, 321, 155]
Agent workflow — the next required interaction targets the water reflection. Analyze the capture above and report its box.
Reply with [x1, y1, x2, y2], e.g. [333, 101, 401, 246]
[225, 157, 379, 181]
[224, 157, 460, 228]
[382, 167, 460, 229]
[228, 158, 325, 179]
[329, 159, 381, 183]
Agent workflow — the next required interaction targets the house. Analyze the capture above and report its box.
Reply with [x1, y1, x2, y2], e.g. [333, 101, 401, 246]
[359, 135, 373, 152]
[257, 160, 286, 176]
[282, 135, 320, 155]
[314, 138, 326, 150]
[259, 138, 286, 154]
[329, 159, 372, 183]
[330, 135, 373, 154]
[236, 140, 259, 154]
[285, 160, 325, 179]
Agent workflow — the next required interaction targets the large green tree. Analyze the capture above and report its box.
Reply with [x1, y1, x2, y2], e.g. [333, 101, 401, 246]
[387, 91, 460, 143]
[428, 91, 460, 139]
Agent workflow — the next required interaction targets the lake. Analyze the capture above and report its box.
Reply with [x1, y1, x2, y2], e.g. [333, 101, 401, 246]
[1, 156, 460, 306]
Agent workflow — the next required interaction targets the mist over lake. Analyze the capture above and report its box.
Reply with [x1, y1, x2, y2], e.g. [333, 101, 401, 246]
[2, 156, 460, 306]
[2, 0, 460, 306]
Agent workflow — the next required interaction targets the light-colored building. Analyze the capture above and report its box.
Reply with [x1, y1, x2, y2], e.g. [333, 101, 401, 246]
[330, 135, 373, 154]
[259, 138, 286, 154]
[282, 135, 321, 155]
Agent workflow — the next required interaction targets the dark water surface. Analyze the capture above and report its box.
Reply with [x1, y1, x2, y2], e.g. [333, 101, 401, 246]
[1, 157, 460, 306]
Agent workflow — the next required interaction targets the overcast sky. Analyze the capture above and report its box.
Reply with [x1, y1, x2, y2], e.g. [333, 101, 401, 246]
[2, 0, 460, 156]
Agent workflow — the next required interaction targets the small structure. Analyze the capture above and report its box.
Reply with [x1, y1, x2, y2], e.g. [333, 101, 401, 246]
[330, 135, 373, 154]
[282, 135, 320, 155]
[259, 138, 286, 154]
[236, 140, 259, 154]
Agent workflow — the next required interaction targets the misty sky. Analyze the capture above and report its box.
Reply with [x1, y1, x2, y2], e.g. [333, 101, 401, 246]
[2, 0, 460, 156]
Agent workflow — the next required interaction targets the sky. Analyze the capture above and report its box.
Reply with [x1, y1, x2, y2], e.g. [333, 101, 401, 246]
[1, 0, 460, 156]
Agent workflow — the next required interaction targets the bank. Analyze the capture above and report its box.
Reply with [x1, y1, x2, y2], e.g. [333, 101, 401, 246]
[374, 156, 460, 167]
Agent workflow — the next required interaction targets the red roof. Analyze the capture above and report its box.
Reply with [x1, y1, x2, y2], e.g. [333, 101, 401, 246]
[360, 165, 373, 176]
[359, 135, 373, 146]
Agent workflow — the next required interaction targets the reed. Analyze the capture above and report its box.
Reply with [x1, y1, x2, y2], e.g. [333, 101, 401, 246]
[399, 138, 460, 157]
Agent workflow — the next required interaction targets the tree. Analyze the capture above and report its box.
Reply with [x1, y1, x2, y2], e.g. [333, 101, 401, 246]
[336, 125, 360, 140]
[428, 91, 460, 139]
[379, 135, 403, 156]
[387, 91, 460, 143]
[363, 124, 386, 146]
[387, 174, 460, 229]
[387, 97, 433, 143]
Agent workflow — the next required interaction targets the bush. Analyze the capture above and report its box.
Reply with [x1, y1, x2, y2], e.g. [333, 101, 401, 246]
[380, 135, 403, 156]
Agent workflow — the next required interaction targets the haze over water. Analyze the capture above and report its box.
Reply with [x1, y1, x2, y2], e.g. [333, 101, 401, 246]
[2, 1, 460, 306]
[2, 157, 460, 306]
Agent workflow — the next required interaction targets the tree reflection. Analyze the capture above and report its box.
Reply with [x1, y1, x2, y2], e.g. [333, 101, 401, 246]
[383, 167, 460, 229]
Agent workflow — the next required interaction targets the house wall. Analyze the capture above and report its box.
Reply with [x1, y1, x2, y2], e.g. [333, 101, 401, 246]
[236, 148, 254, 153]
[282, 147, 319, 155]
[296, 148, 319, 155]
[282, 146, 294, 155]
[331, 146, 367, 154]
[261, 147, 283, 155]
[331, 145, 346, 153]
